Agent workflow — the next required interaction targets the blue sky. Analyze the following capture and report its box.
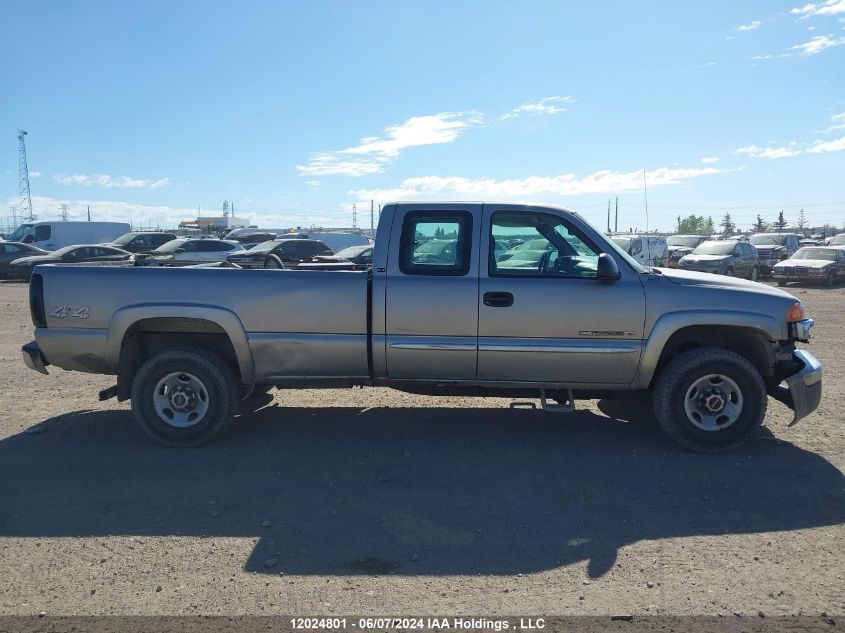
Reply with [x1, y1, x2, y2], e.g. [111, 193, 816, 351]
[1, 0, 844, 232]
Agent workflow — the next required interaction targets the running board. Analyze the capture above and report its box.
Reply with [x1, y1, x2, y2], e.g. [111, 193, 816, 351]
[540, 388, 575, 413]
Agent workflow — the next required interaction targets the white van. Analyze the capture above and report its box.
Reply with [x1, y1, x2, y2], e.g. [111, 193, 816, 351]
[611, 234, 669, 267]
[3, 221, 131, 251]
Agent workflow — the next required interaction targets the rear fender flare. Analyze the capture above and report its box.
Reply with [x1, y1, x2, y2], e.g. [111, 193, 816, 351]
[105, 304, 255, 383]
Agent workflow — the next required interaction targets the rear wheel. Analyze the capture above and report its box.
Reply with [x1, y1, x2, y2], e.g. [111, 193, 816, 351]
[825, 270, 837, 287]
[130, 347, 239, 447]
[724, 267, 734, 277]
[777, 280, 787, 287]
[652, 347, 767, 452]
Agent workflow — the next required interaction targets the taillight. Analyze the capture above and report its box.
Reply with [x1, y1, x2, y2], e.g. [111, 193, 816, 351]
[29, 273, 46, 327]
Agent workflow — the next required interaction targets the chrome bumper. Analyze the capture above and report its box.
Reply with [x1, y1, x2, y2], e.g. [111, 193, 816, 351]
[793, 318, 814, 343]
[769, 349, 822, 426]
[22, 341, 49, 375]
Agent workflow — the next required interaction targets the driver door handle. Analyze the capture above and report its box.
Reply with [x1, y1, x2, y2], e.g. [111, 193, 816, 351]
[483, 291, 514, 307]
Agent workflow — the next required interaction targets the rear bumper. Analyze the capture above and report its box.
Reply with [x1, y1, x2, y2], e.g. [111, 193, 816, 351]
[22, 341, 49, 375]
[769, 349, 823, 426]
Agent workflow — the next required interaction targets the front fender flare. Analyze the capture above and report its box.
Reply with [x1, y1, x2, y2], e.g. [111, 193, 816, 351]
[636, 310, 783, 388]
[105, 303, 255, 384]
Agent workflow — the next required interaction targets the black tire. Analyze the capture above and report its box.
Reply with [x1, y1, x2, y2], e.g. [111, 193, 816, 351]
[825, 270, 837, 287]
[130, 347, 239, 447]
[652, 347, 767, 452]
[748, 266, 759, 281]
[724, 267, 734, 277]
[239, 383, 275, 400]
[777, 280, 787, 287]
[264, 255, 284, 269]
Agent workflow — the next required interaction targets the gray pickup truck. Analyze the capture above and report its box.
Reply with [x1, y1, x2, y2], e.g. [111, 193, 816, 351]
[22, 202, 821, 451]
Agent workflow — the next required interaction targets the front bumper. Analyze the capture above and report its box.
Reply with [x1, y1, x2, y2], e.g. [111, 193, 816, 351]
[772, 269, 825, 282]
[769, 349, 823, 426]
[22, 341, 49, 375]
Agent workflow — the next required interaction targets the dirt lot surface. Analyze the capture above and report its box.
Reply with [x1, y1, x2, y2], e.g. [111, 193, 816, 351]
[0, 279, 843, 618]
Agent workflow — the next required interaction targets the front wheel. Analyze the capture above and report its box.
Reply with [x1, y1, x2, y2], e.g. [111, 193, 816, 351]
[264, 255, 284, 269]
[652, 347, 767, 452]
[724, 267, 734, 277]
[130, 347, 239, 447]
[749, 266, 759, 281]
[825, 270, 837, 287]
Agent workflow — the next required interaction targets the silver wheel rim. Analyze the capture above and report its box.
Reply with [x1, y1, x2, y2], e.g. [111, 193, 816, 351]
[683, 373, 743, 431]
[751, 267, 758, 281]
[725, 268, 733, 277]
[153, 372, 209, 428]
[266, 258, 281, 269]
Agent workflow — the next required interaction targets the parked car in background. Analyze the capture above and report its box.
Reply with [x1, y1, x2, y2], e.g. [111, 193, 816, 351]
[311, 244, 373, 269]
[224, 228, 370, 253]
[226, 239, 333, 269]
[0, 242, 49, 278]
[107, 231, 177, 254]
[3, 221, 131, 251]
[678, 240, 760, 279]
[666, 235, 708, 268]
[749, 233, 801, 275]
[773, 247, 845, 287]
[828, 234, 845, 247]
[143, 238, 244, 266]
[611, 235, 669, 266]
[799, 238, 819, 247]
[7, 244, 132, 280]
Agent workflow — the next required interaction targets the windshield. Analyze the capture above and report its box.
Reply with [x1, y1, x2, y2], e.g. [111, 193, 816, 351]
[6, 224, 34, 242]
[152, 239, 186, 254]
[693, 242, 736, 255]
[416, 239, 455, 254]
[112, 233, 141, 246]
[611, 237, 632, 250]
[247, 240, 279, 253]
[335, 246, 367, 258]
[750, 234, 786, 246]
[667, 236, 702, 248]
[793, 248, 837, 261]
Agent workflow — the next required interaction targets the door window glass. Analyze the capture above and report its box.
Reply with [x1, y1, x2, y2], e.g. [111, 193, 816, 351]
[490, 211, 601, 278]
[34, 225, 51, 241]
[399, 211, 472, 275]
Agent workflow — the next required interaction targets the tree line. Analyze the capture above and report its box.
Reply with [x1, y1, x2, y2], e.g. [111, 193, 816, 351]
[675, 208, 836, 237]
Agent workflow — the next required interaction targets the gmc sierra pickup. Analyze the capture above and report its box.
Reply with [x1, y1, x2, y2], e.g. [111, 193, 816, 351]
[22, 202, 821, 451]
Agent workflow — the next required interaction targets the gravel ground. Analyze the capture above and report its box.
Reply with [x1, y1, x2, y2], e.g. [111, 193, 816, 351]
[0, 279, 843, 618]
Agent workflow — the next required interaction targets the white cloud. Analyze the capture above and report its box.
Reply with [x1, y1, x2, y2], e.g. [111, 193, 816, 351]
[700, 156, 720, 164]
[305, 180, 320, 187]
[737, 20, 762, 31]
[28, 171, 42, 178]
[348, 166, 728, 203]
[54, 173, 171, 189]
[735, 144, 802, 159]
[297, 112, 480, 177]
[790, 33, 845, 55]
[806, 135, 845, 152]
[790, 0, 845, 17]
[501, 96, 574, 120]
[832, 111, 845, 121]
[751, 54, 773, 60]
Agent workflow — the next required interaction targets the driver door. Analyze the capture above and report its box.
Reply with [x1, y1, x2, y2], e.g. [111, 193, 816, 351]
[478, 204, 646, 385]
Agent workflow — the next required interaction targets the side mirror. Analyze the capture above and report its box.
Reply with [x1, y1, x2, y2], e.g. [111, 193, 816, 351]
[597, 253, 621, 281]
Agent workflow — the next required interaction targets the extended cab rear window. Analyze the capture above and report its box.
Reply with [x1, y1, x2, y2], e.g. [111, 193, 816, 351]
[399, 211, 472, 276]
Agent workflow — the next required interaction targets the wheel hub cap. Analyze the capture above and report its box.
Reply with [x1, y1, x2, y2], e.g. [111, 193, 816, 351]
[683, 373, 744, 432]
[153, 371, 209, 428]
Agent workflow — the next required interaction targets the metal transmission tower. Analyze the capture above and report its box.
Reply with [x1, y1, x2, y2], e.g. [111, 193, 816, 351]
[17, 130, 36, 222]
[352, 203, 357, 229]
[59, 204, 71, 221]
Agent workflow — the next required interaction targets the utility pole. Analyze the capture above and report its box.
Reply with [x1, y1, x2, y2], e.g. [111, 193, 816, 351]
[17, 130, 36, 222]
[643, 169, 650, 234]
[370, 199, 374, 234]
[607, 198, 611, 234]
[352, 203, 357, 229]
[87, 205, 91, 221]
[615, 196, 618, 233]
